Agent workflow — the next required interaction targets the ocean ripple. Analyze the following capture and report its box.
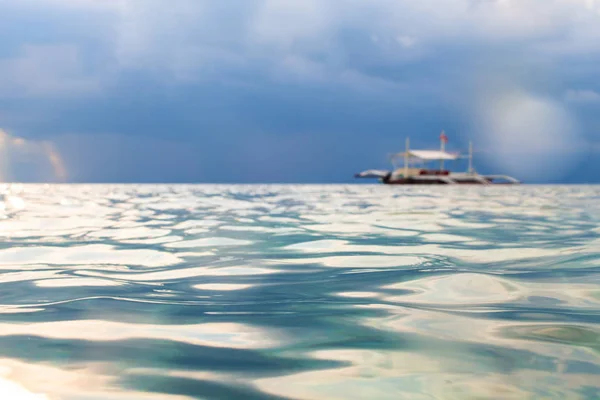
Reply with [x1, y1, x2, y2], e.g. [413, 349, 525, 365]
[0, 184, 598, 399]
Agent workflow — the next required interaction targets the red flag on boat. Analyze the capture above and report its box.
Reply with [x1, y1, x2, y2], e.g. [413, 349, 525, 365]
[440, 131, 448, 143]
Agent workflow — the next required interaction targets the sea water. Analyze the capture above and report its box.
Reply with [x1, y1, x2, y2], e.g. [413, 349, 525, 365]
[0, 184, 599, 400]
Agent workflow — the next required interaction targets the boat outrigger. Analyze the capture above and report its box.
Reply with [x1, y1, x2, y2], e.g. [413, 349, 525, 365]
[355, 132, 520, 185]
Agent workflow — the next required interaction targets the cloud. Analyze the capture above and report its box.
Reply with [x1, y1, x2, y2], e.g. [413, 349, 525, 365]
[565, 89, 600, 103]
[5, 0, 600, 92]
[39, 0, 121, 10]
[0, 45, 101, 97]
[249, 0, 333, 50]
[1, 0, 600, 182]
[396, 36, 417, 48]
[104, 0, 600, 84]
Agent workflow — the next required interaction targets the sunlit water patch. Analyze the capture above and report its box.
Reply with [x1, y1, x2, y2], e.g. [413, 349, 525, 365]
[0, 184, 599, 399]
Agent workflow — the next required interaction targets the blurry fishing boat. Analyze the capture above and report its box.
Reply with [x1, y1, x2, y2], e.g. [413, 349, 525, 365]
[355, 132, 520, 185]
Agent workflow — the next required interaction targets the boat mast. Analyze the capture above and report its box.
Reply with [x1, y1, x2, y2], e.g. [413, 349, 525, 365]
[404, 137, 410, 177]
[440, 130, 445, 171]
[468, 141, 474, 174]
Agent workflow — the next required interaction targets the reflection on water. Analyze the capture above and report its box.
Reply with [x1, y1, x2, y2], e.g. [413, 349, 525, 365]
[0, 184, 599, 399]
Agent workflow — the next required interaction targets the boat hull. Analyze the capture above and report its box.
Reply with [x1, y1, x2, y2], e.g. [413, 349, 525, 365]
[383, 178, 491, 185]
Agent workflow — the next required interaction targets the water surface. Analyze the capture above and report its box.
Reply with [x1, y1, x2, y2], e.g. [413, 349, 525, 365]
[0, 184, 599, 399]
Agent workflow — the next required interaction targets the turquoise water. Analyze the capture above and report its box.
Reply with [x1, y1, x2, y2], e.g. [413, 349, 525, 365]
[0, 184, 599, 400]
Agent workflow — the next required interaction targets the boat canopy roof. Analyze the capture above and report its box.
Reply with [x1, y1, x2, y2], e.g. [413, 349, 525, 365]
[394, 150, 459, 161]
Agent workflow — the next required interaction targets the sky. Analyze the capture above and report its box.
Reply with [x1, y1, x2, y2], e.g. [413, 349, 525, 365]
[1, 0, 600, 183]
